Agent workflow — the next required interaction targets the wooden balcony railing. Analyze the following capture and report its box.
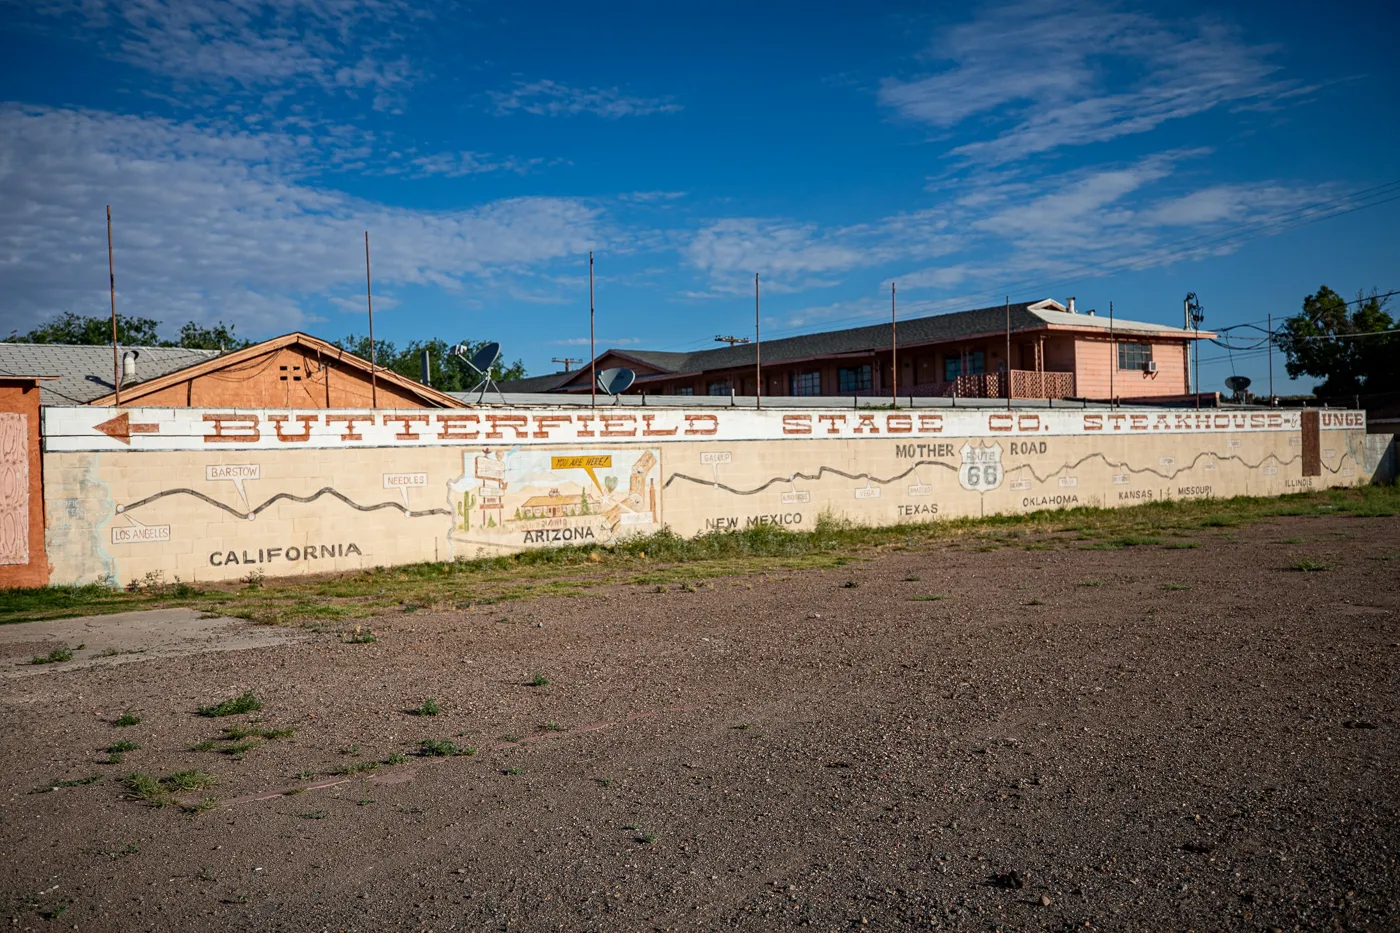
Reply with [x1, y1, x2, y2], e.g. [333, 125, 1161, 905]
[900, 370, 1075, 399]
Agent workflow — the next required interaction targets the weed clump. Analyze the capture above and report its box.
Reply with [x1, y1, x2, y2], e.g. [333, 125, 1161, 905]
[196, 691, 262, 718]
[113, 710, 142, 727]
[418, 739, 475, 757]
[31, 647, 74, 665]
[410, 698, 441, 717]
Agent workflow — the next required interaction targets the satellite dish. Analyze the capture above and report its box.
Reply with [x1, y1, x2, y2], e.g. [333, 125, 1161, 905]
[597, 367, 635, 400]
[1225, 375, 1251, 393]
[454, 340, 505, 404]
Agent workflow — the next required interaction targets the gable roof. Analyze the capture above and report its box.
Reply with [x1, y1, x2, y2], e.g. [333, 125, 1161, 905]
[0, 342, 221, 406]
[82, 332, 466, 408]
[535, 299, 1213, 390]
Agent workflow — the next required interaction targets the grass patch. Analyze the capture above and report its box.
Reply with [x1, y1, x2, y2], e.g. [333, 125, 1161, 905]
[113, 710, 141, 727]
[525, 670, 549, 688]
[165, 770, 216, 791]
[418, 739, 475, 757]
[1161, 583, 1191, 591]
[410, 698, 440, 717]
[910, 594, 945, 602]
[196, 691, 262, 718]
[1164, 540, 1200, 549]
[30, 647, 74, 665]
[344, 627, 378, 644]
[221, 724, 294, 741]
[332, 760, 380, 776]
[107, 740, 140, 754]
[1078, 579, 1103, 587]
[5, 486, 1395, 625]
[541, 720, 564, 732]
[121, 772, 170, 806]
[1288, 558, 1332, 572]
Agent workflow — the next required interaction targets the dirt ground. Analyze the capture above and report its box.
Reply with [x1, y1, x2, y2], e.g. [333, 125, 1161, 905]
[1, 514, 1397, 932]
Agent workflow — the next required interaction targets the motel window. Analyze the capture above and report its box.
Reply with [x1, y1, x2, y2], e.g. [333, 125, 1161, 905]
[944, 356, 961, 381]
[707, 381, 731, 396]
[791, 371, 822, 396]
[1118, 342, 1153, 370]
[967, 351, 985, 375]
[672, 386, 694, 396]
[837, 364, 871, 393]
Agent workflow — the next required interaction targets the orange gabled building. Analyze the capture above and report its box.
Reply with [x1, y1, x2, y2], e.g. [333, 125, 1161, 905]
[84, 332, 464, 409]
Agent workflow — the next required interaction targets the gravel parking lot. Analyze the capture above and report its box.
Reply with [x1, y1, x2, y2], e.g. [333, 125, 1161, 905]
[2, 513, 1397, 932]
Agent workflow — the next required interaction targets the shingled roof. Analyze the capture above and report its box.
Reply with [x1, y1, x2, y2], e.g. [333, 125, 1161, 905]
[504, 298, 1211, 391]
[0, 343, 220, 406]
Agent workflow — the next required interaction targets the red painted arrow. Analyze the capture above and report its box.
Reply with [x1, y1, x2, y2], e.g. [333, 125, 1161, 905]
[94, 412, 160, 445]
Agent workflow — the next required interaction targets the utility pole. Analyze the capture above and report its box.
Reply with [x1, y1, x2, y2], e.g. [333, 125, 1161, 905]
[1109, 300, 1115, 409]
[589, 251, 596, 410]
[107, 205, 120, 407]
[551, 357, 583, 372]
[1267, 313, 1274, 400]
[714, 335, 750, 347]
[365, 231, 377, 409]
[754, 273, 761, 410]
[890, 282, 898, 408]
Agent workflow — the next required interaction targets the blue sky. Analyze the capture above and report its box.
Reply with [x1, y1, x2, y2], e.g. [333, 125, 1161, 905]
[1, 0, 1397, 392]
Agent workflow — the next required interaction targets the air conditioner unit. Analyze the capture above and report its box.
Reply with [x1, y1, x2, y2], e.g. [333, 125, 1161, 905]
[1144, 360, 1158, 373]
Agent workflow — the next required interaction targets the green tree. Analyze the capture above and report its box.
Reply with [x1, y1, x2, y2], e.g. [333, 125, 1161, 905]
[8, 312, 252, 350]
[173, 321, 252, 351]
[11, 311, 162, 345]
[332, 335, 527, 390]
[1277, 286, 1398, 396]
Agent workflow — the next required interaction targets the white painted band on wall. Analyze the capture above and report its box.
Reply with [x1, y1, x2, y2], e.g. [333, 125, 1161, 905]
[41, 406, 1368, 453]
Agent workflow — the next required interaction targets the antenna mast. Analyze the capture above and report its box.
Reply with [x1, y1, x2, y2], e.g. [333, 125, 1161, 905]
[754, 273, 761, 410]
[714, 335, 750, 346]
[365, 231, 377, 409]
[107, 205, 120, 407]
[891, 282, 898, 408]
[589, 252, 596, 410]
[551, 357, 583, 372]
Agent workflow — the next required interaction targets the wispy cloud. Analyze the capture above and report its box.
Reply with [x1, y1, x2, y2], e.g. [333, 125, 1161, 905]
[27, 0, 431, 108]
[488, 79, 681, 119]
[683, 214, 960, 295]
[880, 0, 1299, 163]
[397, 150, 552, 178]
[550, 337, 642, 346]
[0, 105, 606, 336]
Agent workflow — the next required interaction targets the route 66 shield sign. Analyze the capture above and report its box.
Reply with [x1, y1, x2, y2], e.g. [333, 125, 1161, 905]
[958, 442, 1003, 492]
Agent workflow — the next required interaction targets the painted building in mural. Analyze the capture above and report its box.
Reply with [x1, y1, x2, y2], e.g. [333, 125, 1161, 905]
[39, 403, 1368, 587]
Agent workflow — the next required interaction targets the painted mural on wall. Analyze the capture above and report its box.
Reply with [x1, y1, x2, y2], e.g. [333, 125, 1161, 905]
[38, 405, 1369, 587]
[448, 447, 662, 548]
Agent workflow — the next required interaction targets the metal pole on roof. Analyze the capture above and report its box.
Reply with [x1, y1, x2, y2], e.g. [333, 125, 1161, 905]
[106, 206, 121, 407]
[754, 273, 761, 410]
[589, 251, 596, 411]
[1005, 295, 1011, 411]
[1109, 300, 1115, 409]
[364, 231, 378, 409]
[890, 282, 897, 408]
